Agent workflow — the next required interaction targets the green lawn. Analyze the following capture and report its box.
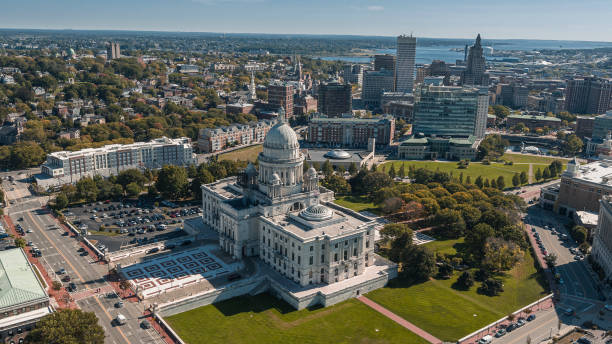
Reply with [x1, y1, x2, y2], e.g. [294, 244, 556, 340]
[501, 153, 569, 165]
[165, 293, 427, 344]
[218, 145, 262, 162]
[334, 195, 380, 214]
[367, 244, 547, 342]
[383, 160, 531, 187]
[423, 237, 464, 256]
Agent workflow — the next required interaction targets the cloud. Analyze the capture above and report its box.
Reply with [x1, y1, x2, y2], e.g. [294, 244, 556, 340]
[367, 5, 384, 11]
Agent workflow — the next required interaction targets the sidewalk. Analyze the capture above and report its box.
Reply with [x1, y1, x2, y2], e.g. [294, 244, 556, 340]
[357, 296, 442, 344]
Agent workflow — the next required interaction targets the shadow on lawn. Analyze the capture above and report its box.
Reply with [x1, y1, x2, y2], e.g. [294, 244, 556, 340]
[213, 292, 323, 317]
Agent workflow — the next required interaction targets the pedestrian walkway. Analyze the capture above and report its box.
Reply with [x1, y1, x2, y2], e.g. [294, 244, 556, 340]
[357, 296, 442, 344]
[72, 284, 116, 301]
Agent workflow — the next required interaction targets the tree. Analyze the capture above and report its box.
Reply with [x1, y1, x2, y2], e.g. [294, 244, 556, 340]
[321, 174, 351, 195]
[322, 159, 334, 177]
[544, 253, 557, 267]
[550, 160, 563, 177]
[156, 165, 188, 200]
[432, 209, 466, 238]
[26, 309, 105, 344]
[535, 168, 542, 181]
[382, 197, 403, 214]
[52, 281, 62, 291]
[496, 176, 505, 190]
[466, 176, 472, 184]
[457, 271, 475, 289]
[388, 164, 396, 178]
[400, 245, 436, 281]
[398, 164, 406, 178]
[464, 223, 494, 256]
[512, 173, 520, 187]
[14, 237, 26, 248]
[477, 134, 509, 160]
[475, 176, 484, 188]
[520, 171, 528, 184]
[380, 223, 413, 241]
[490, 178, 497, 189]
[125, 182, 141, 198]
[119, 279, 131, 291]
[482, 237, 524, 273]
[478, 278, 504, 296]
[54, 192, 69, 210]
[10, 141, 46, 169]
[348, 162, 358, 176]
[542, 167, 551, 179]
[360, 172, 393, 195]
[76, 177, 98, 203]
[561, 134, 583, 156]
[437, 262, 454, 279]
[116, 169, 146, 188]
[491, 105, 510, 119]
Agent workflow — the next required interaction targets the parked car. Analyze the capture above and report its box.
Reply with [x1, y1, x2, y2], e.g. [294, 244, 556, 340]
[494, 329, 506, 337]
[140, 320, 151, 329]
[516, 318, 526, 327]
[478, 335, 493, 344]
[506, 323, 517, 332]
[527, 314, 536, 321]
[114, 301, 124, 308]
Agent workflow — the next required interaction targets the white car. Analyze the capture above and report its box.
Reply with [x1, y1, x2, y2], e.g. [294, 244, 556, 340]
[604, 304, 612, 311]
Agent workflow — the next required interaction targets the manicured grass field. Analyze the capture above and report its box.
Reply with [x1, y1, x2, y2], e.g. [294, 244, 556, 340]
[218, 145, 262, 162]
[501, 153, 569, 165]
[383, 160, 531, 187]
[333, 195, 380, 214]
[423, 237, 464, 256]
[165, 293, 427, 344]
[366, 244, 547, 342]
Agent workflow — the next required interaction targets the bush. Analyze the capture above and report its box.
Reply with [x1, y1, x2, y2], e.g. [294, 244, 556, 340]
[456, 271, 475, 289]
[52, 281, 62, 291]
[478, 278, 504, 296]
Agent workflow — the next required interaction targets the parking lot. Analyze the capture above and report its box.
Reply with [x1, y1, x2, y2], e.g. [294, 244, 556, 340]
[65, 199, 202, 252]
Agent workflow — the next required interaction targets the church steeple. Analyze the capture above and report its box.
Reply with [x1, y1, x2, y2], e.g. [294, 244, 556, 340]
[249, 71, 257, 101]
[475, 34, 482, 47]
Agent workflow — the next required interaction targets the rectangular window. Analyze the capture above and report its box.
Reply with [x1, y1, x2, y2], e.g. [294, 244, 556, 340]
[298, 256, 301, 264]
[321, 255, 325, 263]
[310, 246, 314, 251]
[353, 248, 357, 256]
[344, 250, 348, 260]
[334, 253, 338, 262]
[309, 256, 313, 265]
[366, 240, 370, 248]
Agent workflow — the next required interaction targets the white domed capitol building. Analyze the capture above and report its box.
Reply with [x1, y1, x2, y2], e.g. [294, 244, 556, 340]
[200, 111, 397, 309]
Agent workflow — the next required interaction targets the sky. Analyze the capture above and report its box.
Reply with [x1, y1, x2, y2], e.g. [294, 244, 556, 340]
[1, 0, 611, 41]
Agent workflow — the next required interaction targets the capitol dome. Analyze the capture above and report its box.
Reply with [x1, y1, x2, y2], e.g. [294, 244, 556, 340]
[261, 117, 301, 161]
[300, 204, 333, 221]
[324, 149, 351, 160]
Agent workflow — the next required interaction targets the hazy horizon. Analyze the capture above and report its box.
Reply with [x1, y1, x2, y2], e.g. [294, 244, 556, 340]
[1, 0, 611, 42]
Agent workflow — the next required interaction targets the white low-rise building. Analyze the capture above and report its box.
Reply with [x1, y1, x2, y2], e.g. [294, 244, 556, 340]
[38, 137, 196, 188]
[198, 114, 396, 309]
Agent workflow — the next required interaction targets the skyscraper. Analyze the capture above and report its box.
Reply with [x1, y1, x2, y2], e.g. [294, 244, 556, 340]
[106, 42, 120, 60]
[374, 54, 396, 75]
[362, 69, 395, 109]
[461, 34, 489, 86]
[412, 85, 488, 138]
[268, 81, 294, 119]
[395, 35, 416, 93]
[317, 81, 352, 116]
[565, 77, 612, 115]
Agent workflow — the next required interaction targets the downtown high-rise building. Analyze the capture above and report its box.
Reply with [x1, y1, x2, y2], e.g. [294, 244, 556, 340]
[461, 34, 489, 86]
[565, 77, 612, 115]
[374, 54, 396, 75]
[268, 81, 294, 119]
[106, 42, 121, 60]
[395, 35, 416, 93]
[317, 81, 352, 116]
[412, 85, 489, 138]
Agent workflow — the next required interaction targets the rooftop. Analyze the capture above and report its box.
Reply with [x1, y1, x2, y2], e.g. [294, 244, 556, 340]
[507, 114, 561, 121]
[0, 249, 48, 310]
[304, 149, 371, 163]
[48, 137, 191, 159]
[567, 159, 612, 186]
[202, 177, 243, 200]
[266, 203, 374, 241]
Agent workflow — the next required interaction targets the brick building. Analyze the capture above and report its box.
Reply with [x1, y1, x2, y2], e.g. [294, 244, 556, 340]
[307, 114, 395, 148]
[268, 82, 294, 118]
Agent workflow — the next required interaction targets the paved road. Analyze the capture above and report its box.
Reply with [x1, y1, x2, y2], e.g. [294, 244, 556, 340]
[2, 177, 165, 344]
